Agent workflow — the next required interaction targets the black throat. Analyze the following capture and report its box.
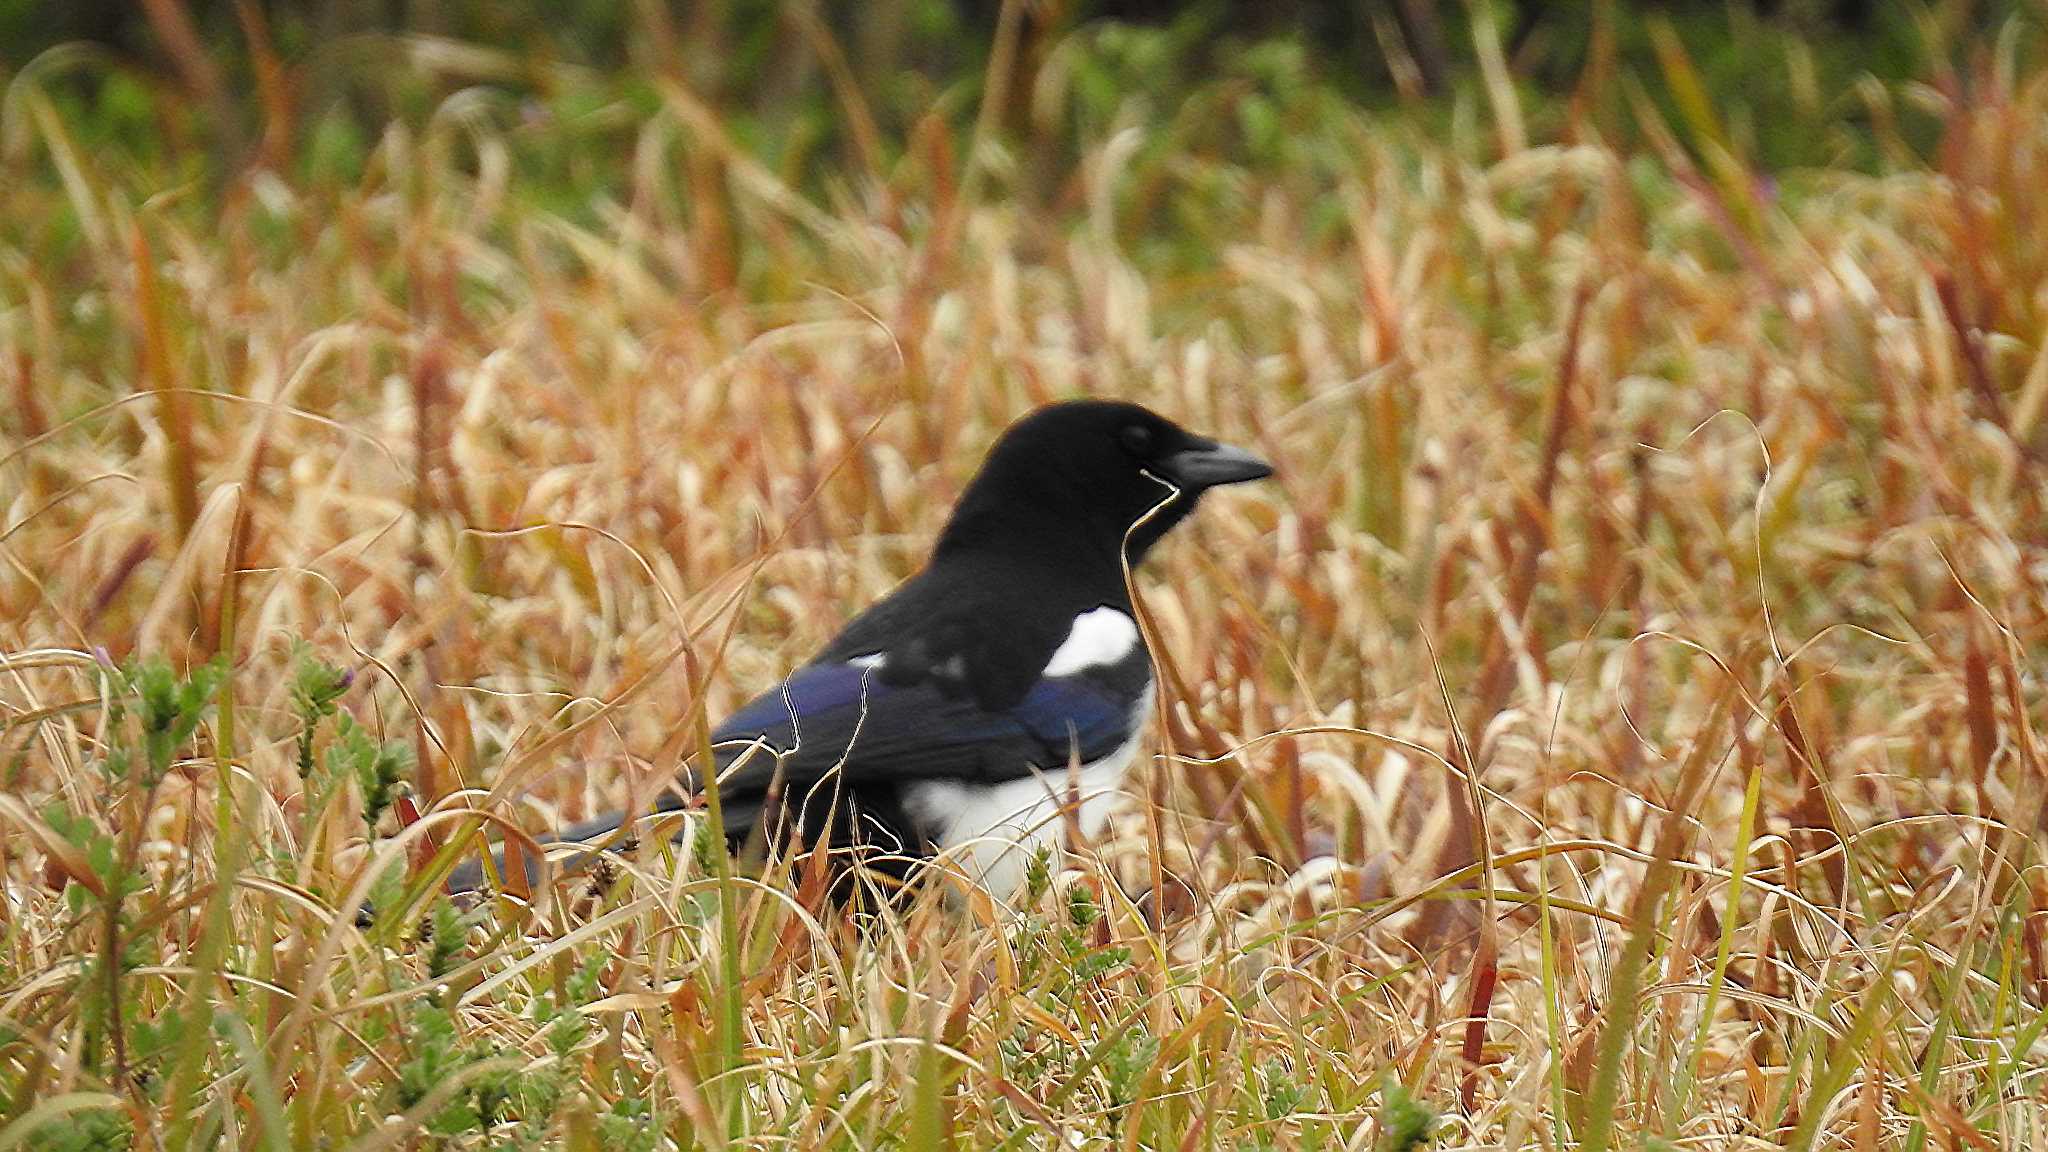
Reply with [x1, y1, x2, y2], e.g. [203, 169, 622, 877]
[931, 471, 1195, 602]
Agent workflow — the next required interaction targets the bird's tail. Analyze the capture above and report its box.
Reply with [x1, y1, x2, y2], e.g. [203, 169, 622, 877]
[444, 795, 762, 895]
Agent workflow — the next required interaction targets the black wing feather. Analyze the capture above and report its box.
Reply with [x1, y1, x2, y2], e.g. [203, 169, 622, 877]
[710, 650, 1147, 805]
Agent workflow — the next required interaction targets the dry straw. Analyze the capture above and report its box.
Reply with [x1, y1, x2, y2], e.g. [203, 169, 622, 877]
[2, 7, 2047, 1149]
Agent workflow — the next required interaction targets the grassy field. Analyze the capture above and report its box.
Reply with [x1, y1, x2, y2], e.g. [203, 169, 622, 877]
[4, 4, 2048, 1149]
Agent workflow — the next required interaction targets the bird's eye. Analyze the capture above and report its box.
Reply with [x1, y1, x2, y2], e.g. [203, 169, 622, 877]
[1119, 424, 1155, 455]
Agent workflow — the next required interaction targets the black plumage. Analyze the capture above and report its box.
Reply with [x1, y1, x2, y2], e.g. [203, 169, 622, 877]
[451, 399, 1270, 900]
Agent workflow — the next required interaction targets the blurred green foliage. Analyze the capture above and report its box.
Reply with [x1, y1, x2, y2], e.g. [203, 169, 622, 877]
[0, 0, 2037, 330]
[1, 0, 2030, 188]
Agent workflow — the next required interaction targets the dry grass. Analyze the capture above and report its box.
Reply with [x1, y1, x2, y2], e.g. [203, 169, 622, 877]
[3, 13, 2048, 1151]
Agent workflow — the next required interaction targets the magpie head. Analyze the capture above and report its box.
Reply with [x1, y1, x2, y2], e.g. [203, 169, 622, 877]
[935, 400, 1272, 575]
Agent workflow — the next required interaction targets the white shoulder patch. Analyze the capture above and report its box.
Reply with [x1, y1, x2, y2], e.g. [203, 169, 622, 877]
[1041, 607, 1140, 677]
[846, 653, 887, 670]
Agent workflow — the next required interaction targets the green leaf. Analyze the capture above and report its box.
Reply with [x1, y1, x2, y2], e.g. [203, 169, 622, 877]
[1376, 1075, 1438, 1152]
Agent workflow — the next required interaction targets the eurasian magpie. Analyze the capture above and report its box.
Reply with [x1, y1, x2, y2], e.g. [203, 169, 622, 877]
[451, 400, 1271, 901]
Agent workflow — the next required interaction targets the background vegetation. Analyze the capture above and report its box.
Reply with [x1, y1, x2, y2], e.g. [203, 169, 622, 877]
[3, 0, 2047, 1147]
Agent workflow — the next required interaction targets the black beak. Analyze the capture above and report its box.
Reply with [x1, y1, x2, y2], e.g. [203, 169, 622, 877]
[1159, 439, 1274, 488]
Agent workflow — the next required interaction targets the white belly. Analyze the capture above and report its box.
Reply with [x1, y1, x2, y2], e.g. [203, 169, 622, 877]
[901, 701, 1150, 901]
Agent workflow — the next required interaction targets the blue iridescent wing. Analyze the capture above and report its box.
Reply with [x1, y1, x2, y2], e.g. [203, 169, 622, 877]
[710, 655, 1146, 794]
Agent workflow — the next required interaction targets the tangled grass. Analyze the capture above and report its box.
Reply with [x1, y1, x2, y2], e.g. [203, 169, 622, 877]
[2, 11, 2048, 1150]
